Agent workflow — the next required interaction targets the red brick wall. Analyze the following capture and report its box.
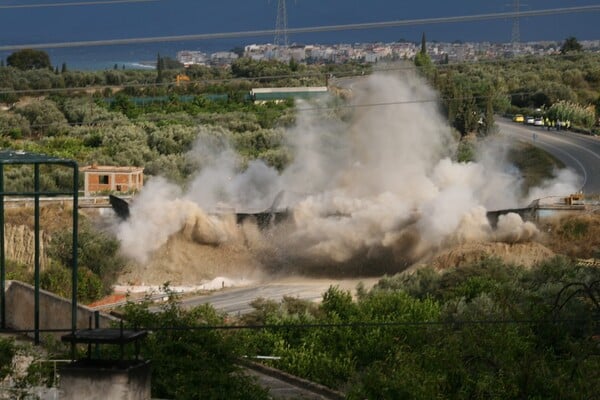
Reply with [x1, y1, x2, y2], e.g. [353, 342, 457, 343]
[85, 172, 143, 194]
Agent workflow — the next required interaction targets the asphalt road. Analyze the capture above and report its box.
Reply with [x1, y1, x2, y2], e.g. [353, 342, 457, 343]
[177, 118, 600, 316]
[178, 278, 377, 316]
[496, 118, 600, 194]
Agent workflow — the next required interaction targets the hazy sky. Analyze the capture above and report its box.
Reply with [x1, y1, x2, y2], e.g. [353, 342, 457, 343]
[1, 0, 599, 46]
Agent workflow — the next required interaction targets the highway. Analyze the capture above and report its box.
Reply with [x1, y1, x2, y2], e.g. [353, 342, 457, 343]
[174, 118, 600, 316]
[496, 118, 600, 194]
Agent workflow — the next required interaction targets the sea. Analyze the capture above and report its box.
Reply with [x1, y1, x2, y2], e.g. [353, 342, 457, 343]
[0, 0, 599, 71]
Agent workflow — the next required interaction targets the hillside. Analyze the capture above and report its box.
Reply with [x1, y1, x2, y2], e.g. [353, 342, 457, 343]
[4, 195, 600, 288]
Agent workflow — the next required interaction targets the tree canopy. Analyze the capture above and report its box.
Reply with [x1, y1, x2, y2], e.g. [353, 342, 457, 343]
[560, 36, 583, 54]
[7, 49, 51, 70]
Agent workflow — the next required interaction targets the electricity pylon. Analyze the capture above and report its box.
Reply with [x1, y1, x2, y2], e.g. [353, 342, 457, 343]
[511, 0, 521, 46]
[274, 0, 288, 47]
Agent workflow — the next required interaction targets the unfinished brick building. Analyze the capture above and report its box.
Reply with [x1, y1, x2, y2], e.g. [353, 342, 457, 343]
[80, 165, 144, 197]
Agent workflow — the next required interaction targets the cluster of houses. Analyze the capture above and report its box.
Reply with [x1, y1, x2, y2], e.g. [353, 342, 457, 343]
[177, 39, 600, 67]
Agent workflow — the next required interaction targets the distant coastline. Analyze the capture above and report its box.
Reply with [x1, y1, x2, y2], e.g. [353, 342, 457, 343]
[3, 38, 600, 72]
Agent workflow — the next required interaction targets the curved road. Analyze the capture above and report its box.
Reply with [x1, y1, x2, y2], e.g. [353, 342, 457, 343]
[179, 278, 377, 315]
[496, 118, 600, 194]
[181, 119, 600, 316]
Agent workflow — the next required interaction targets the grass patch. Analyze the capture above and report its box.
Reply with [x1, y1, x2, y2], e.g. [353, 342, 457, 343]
[542, 214, 600, 259]
[508, 142, 565, 192]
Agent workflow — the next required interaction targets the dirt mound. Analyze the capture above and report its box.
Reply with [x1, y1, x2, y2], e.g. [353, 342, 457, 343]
[113, 212, 600, 286]
[4, 204, 73, 233]
[116, 231, 266, 286]
[539, 213, 600, 259]
[425, 241, 556, 270]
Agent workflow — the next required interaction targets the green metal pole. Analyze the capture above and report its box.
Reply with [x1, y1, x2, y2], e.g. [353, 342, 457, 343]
[71, 164, 79, 335]
[34, 164, 40, 345]
[0, 164, 5, 330]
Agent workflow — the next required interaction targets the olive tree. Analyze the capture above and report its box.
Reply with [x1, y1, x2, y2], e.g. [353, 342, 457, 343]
[7, 49, 51, 70]
[14, 99, 69, 136]
[0, 111, 31, 139]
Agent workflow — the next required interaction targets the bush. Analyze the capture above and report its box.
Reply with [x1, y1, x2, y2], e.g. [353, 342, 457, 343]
[546, 100, 596, 128]
[6, 260, 33, 282]
[0, 111, 31, 139]
[47, 219, 126, 298]
[14, 99, 69, 136]
[40, 263, 104, 304]
[119, 295, 269, 399]
[0, 338, 16, 381]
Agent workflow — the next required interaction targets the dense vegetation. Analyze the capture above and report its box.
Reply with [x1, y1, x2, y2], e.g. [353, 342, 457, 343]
[107, 257, 598, 399]
[431, 54, 600, 136]
[1, 45, 599, 397]
[1, 50, 599, 185]
[118, 293, 270, 399]
[2, 256, 598, 399]
[238, 257, 599, 398]
[4, 207, 126, 304]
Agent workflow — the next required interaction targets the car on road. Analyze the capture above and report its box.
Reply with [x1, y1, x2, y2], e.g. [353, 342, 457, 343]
[526, 116, 535, 124]
[513, 114, 524, 123]
[534, 118, 544, 126]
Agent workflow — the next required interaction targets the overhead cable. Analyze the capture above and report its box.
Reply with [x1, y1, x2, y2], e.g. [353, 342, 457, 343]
[0, 52, 596, 96]
[0, 5, 599, 51]
[0, 316, 597, 334]
[0, 0, 159, 9]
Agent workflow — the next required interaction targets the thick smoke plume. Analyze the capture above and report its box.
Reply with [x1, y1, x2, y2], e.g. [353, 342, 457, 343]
[116, 70, 579, 278]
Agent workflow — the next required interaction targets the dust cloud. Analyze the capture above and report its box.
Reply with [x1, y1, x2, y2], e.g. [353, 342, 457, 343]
[115, 70, 579, 282]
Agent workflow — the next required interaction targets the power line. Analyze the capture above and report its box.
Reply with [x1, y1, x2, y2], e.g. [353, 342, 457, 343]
[0, 0, 159, 9]
[0, 316, 597, 334]
[0, 5, 598, 51]
[0, 90, 554, 133]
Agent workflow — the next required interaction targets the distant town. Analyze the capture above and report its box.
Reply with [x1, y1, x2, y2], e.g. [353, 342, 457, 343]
[176, 39, 600, 67]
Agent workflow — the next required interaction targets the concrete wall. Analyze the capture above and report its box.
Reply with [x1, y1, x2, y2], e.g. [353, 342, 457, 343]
[59, 360, 151, 400]
[4, 280, 117, 338]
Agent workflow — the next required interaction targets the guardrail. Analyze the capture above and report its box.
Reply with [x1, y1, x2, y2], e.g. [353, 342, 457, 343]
[2, 196, 132, 209]
[576, 258, 600, 267]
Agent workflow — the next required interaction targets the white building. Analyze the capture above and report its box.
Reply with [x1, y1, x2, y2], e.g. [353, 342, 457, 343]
[176, 51, 208, 66]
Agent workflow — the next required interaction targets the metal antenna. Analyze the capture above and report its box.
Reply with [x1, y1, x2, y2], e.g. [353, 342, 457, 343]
[274, 0, 288, 47]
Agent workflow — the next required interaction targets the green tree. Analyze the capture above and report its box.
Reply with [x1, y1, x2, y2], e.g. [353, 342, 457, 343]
[0, 338, 16, 381]
[0, 111, 31, 139]
[161, 56, 183, 70]
[414, 32, 432, 71]
[560, 36, 583, 54]
[40, 263, 103, 304]
[7, 49, 51, 70]
[156, 53, 164, 83]
[120, 295, 269, 399]
[546, 99, 596, 128]
[14, 99, 69, 136]
[48, 219, 126, 296]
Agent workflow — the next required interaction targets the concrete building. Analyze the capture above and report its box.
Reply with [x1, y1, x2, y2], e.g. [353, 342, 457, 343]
[80, 165, 144, 197]
[176, 50, 208, 66]
[210, 51, 239, 66]
[250, 87, 329, 104]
